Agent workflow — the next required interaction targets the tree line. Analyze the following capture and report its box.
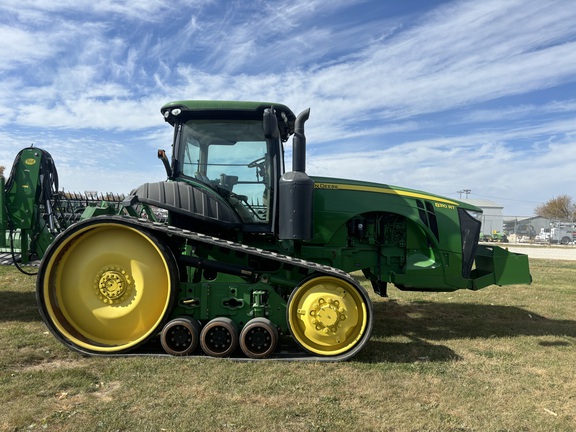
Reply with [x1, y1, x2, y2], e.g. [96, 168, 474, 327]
[535, 195, 576, 222]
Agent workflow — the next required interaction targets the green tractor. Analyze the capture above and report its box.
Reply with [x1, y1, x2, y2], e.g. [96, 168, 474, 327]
[1, 101, 531, 360]
[490, 231, 509, 243]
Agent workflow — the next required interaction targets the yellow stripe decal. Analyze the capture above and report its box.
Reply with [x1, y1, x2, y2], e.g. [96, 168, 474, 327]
[314, 182, 459, 206]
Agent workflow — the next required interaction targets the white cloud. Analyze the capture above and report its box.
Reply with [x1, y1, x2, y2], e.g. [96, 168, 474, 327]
[306, 118, 576, 215]
[4, 0, 576, 134]
[0, 0, 203, 21]
[1, 0, 576, 218]
[0, 25, 64, 71]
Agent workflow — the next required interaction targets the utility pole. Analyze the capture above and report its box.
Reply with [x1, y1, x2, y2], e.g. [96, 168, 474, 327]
[457, 189, 471, 199]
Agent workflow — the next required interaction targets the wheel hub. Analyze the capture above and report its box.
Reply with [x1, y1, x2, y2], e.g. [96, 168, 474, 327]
[209, 327, 231, 348]
[309, 297, 346, 334]
[168, 326, 192, 347]
[245, 327, 270, 349]
[94, 266, 133, 304]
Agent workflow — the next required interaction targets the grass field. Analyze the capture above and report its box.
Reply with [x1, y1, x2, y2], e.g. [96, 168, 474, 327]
[1, 259, 575, 431]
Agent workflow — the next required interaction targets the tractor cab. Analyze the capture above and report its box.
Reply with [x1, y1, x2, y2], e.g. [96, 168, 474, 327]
[125, 101, 315, 238]
[169, 108, 283, 224]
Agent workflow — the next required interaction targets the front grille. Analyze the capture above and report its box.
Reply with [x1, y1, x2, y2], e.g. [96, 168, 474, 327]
[458, 208, 481, 278]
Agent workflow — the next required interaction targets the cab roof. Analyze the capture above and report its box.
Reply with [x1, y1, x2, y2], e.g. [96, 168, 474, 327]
[161, 100, 296, 142]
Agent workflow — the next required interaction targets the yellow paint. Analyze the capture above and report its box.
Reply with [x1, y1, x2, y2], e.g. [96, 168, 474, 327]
[42, 223, 173, 352]
[287, 275, 368, 356]
[24, 158, 36, 165]
[314, 182, 459, 206]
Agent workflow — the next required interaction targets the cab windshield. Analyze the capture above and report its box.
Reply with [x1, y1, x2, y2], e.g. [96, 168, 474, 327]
[178, 119, 273, 223]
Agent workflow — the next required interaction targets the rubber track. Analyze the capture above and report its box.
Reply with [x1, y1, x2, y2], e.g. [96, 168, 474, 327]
[80, 215, 373, 362]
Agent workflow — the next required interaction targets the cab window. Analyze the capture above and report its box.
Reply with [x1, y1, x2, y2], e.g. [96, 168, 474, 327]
[179, 119, 272, 223]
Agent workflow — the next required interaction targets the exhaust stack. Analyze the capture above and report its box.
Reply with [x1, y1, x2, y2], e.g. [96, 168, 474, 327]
[292, 108, 310, 172]
[278, 108, 314, 241]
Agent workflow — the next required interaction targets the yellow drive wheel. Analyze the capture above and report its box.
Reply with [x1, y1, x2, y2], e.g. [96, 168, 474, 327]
[37, 218, 177, 354]
[287, 275, 372, 358]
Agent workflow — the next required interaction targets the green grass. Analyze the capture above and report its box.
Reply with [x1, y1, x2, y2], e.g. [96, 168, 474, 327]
[1, 260, 575, 431]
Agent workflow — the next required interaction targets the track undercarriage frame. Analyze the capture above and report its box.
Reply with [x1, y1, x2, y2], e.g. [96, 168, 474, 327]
[37, 215, 374, 361]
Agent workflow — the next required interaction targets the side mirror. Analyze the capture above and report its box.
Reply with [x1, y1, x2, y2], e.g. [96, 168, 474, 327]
[157, 149, 173, 179]
[263, 107, 279, 140]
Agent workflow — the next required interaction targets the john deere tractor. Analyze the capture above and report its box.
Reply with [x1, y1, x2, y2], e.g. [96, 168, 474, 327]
[1, 100, 531, 360]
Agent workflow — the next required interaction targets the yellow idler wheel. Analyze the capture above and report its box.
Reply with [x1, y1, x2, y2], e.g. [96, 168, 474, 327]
[287, 275, 372, 358]
[37, 218, 177, 354]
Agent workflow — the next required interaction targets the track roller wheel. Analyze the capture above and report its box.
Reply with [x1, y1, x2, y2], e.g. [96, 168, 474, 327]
[160, 318, 201, 356]
[287, 275, 372, 359]
[200, 317, 238, 357]
[36, 218, 177, 354]
[239, 318, 279, 359]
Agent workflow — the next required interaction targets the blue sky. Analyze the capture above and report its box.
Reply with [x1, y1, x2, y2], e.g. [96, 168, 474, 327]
[1, 0, 575, 216]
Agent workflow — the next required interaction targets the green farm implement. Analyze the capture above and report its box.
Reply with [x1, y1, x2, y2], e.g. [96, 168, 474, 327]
[1, 101, 531, 360]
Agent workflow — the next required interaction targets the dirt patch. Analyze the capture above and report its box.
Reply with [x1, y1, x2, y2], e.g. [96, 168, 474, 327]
[92, 381, 121, 402]
[19, 358, 89, 373]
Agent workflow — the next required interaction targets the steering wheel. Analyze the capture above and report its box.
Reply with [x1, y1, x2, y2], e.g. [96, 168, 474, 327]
[247, 156, 266, 168]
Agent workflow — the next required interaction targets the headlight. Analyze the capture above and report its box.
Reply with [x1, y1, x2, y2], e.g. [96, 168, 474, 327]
[163, 108, 182, 119]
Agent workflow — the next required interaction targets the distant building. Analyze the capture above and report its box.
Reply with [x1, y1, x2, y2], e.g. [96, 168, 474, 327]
[462, 199, 503, 236]
[503, 216, 546, 240]
[460, 198, 564, 242]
